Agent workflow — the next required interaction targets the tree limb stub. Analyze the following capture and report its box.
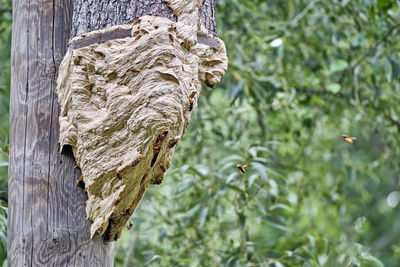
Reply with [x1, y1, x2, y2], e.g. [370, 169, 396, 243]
[57, 0, 227, 242]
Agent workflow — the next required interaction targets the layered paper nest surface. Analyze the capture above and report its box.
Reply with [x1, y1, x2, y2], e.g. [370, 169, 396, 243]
[57, 9, 227, 241]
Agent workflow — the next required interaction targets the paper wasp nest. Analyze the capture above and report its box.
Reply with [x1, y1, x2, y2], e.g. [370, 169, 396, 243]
[57, 0, 227, 242]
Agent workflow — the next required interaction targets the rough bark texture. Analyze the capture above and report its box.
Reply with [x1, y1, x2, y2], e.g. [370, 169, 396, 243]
[71, 0, 216, 38]
[57, 0, 227, 242]
[8, 0, 113, 266]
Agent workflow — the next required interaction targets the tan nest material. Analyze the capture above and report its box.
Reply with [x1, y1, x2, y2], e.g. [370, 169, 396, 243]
[57, 7, 227, 241]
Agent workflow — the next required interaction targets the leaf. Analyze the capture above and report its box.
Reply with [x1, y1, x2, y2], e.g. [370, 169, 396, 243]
[187, 165, 208, 177]
[390, 58, 400, 81]
[0, 214, 6, 227]
[157, 228, 167, 241]
[265, 220, 292, 232]
[329, 60, 349, 73]
[361, 255, 384, 267]
[238, 212, 245, 229]
[350, 32, 367, 47]
[326, 83, 341, 93]
[307, 234, 316, 248]
[230, 80, 244, 101]
[269, 203, 293, 212]
[226, 256, 237, 266]
[224, 183, 246, 196]
[377, 0, 392, 10]
[248, 174, 258, 187]
[0, 233, 6, 251]
[146, 255, 162, 265]
[226, 172, 237, 184]
[217, 155, 244, 167]
[199, 207, 208, 227]
[268, 179, 279, 196]
[251, 162, 268, 180]
[255, 199, 267, 215]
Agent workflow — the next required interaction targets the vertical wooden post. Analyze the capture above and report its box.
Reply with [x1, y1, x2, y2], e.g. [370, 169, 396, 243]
[8, 0, 113, 265]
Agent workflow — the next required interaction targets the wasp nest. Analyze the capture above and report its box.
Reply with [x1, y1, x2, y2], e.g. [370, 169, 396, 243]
[57, 0, 227, 241]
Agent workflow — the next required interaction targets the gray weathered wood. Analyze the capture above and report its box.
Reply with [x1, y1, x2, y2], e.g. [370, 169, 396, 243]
[71, 0, 216, 38]
[8, 0, 113, 266]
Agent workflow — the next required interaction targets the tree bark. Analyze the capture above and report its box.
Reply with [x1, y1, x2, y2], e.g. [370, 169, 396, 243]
[71, 0, 216, 38]
[9, 0, 217, 265]
[8, 0, 113, 266]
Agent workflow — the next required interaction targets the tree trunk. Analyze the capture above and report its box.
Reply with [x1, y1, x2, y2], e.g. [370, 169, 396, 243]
[71, 0, 216, 38]
[8, 0, 217, 266]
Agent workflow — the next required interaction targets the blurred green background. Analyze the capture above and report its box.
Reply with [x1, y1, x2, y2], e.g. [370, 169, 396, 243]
[0, 0, 11, 265]
[1, 0, 400, 266]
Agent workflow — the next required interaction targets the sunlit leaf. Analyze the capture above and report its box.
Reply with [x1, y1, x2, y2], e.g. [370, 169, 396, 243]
[329, 60, 349, 73]
[326, 83, 341, 93]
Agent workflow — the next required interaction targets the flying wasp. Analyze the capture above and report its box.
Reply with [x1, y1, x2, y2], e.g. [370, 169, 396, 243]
[341, 134, 356, 144]
[236, 164, 247, 174]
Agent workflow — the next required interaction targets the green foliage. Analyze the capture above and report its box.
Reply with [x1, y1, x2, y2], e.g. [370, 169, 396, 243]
[0, 0, 11, 186]
[0, 0, 11, 266]
[115, 0, 400, 266]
